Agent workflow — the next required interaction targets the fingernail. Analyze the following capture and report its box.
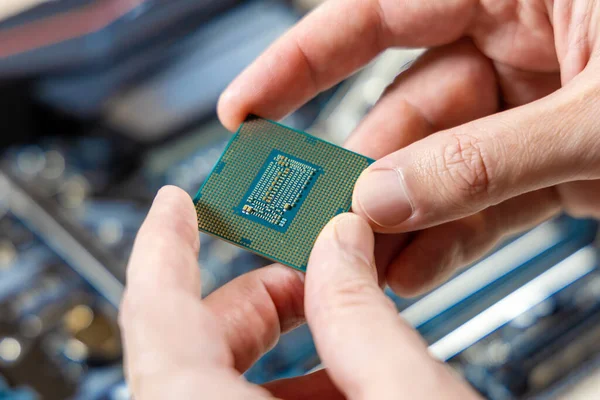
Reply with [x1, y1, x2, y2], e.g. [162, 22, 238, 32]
[355, 169, 413, 227]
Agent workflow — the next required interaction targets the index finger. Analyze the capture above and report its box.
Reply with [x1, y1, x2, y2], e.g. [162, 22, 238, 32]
[119, 187, 237, 397]
[124, 185, 201, 299]
[217, 0, 476, 131]
[120, 187, 297, 399]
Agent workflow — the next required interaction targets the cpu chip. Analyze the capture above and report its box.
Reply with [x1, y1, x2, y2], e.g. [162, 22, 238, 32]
[194, 117, 373, 271]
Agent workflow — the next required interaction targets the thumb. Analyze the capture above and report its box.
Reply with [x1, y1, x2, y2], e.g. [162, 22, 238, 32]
[305, 213, 477, 399]
[352, 69, 600, 233]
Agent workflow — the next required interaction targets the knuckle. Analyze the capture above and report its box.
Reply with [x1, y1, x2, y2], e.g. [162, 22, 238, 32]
[335, 278, 378, 303]
[436, 133, 494, 204]
[341, 251, 378, 281]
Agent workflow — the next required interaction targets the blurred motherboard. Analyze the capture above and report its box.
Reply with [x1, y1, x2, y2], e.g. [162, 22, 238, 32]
[1, 1, 600, 399]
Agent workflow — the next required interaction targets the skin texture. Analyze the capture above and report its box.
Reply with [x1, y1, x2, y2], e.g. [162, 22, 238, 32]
[122, 1, 600, 398]
[218, 0, 600, 296]
[120, 186, 478, 399]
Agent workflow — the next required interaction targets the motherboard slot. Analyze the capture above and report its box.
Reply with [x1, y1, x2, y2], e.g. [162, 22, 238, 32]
[1, 171, 124, 306]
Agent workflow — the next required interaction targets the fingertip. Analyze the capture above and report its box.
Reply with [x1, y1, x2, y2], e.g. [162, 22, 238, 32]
[154, 185, 193, 206]
[307, 213, 377, 288]
[313, 213, 374, 257]
[336, 212, 375, 246]
[151, 185, 199, 248]
[320, 212, 372, 235]
[126, 185, 201, 297]
[217, 86, 245, 132]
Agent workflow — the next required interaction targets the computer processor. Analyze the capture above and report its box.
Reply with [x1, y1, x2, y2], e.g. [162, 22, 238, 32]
[194, 116, 373, 271]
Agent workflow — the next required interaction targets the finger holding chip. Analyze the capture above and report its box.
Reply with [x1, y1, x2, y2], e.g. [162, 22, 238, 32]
[121, 187, 476, 399]
[121, 186, 339, 399]
[120, 186, 301, 399]
[217, 0, 476, 131]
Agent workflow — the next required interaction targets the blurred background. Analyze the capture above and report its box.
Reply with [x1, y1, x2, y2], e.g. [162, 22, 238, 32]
[1, 1, 600, 399]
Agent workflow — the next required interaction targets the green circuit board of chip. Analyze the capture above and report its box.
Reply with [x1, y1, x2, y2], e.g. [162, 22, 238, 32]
[193, 116, 374, 272]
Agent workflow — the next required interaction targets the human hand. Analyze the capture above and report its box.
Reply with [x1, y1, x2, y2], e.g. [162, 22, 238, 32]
[119, 186, 478, 399]
[218, 0, 600, 296]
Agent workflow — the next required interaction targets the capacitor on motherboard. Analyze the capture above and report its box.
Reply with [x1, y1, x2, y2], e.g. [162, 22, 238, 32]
[40, 150, 65, 181]
[0, 336, 22, 364]
[15, 146, 46, 179]
[0, 239, 17, 269]
[60, 304, 121, 366]
[57, 175, 90, 209]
